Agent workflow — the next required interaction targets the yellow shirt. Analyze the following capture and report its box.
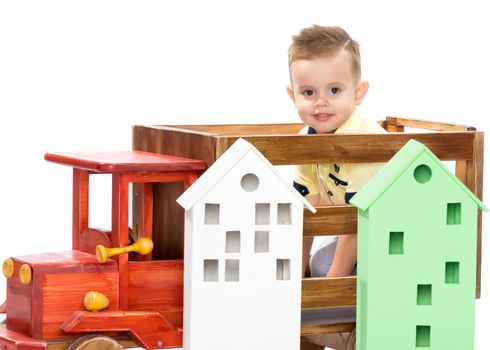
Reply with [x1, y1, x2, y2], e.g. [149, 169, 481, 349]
[294, 108, 387, 205]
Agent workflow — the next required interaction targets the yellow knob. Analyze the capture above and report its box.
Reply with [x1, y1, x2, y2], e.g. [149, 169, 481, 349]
[84, 291, 110, 312]
[3, 258, 14, 278]
[19, 264, 32, 285]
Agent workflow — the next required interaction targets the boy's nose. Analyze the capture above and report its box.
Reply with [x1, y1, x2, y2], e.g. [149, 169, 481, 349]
[314, 97, 329, 107]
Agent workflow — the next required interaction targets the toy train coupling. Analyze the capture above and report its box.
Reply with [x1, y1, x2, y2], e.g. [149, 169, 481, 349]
[96, 237, 154, 264]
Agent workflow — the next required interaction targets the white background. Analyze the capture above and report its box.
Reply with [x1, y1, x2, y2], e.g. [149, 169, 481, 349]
[0, 1, 489, 349]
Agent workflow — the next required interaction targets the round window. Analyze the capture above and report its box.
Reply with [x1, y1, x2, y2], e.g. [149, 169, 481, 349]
[413, 164, 432, 183]
[241, 173, 259, 192]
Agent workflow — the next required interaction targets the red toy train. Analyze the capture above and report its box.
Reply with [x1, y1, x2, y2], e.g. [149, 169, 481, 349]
[0, 151, 206, 350]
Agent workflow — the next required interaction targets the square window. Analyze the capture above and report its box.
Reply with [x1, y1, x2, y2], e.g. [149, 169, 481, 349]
[276, 259, 290, 280]
[445, 261, 460, 284]
[389, 232, 404, 255]
[447, 203, 461, 225]
[417, 284, 432, 305]
[255, 231, 269, 253]
[203, 260, 218, 282]
[225, 259, 239, 282]
[416, 325, 430, 347]
[277, 203, 292, 225]
[226, 231, 240, 253]
[255, 203, 270, 225]
[205, 203, 220, 225]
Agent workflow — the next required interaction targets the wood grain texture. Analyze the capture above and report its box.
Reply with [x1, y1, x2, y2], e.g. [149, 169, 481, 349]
[132, 126, 215, 260]
[61, 311, 182, 349]
[301, 323, 355, 336]
[473, 132, 484, 298]
[112, 174, 129, 310]
[6, 260, 32, 336]
[7, 252, 118, 340]
[302, 277, 356, 308]
[137, 183, 153, 261]
[385, 116, 476, 131]
[41, 272, 119, 339]
[127, 260, 183, 328]
[45, 151, 206, 174]
[0, 324, 47, 350]
[303, 206, 357, 236]
[215, 132, 475, 164]
[72, 169, 89, 251]
[157, 123, 305, 135]
[79, 228, 111, 256]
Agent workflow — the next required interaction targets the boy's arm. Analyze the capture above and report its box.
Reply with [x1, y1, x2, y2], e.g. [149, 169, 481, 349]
[326, 234, 357, 277]
[302, 193, 320, 277]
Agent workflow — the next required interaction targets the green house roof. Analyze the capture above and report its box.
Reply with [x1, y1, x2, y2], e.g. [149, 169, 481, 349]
[350, 139, 488, 212]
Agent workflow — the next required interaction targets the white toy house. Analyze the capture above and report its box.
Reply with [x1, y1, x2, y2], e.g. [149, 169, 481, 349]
[177, 138, 315, 350]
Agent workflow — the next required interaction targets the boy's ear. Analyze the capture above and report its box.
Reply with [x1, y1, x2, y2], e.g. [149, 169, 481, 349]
[287, 85, 295, 103]
[354, 80, 369, 105]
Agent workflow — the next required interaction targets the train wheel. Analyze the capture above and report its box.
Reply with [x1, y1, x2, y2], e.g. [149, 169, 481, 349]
[68, 334, 124, 350]
[346, 328, 356, 350]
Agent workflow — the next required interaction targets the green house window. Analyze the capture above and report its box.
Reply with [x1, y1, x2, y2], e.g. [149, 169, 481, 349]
[445, 261, 460, 284]
[417, 284, 432, 305]
[389, 232, 404, 255]
[416, 325, 431, 347]
[447, 203, 461, 225]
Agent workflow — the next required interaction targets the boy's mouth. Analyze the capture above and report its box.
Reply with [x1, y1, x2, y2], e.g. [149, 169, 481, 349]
[313, 113, 334, 121]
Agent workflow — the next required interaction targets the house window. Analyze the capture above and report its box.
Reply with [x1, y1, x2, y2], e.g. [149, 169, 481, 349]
[226, 231, 240, 253]
[241, 173, 259, 192]
[276, 259, 290, 280]
[417, 284, 432, 305]
[389, 231, 404, 255]
[445, 261, 460, 284]
[254, 231, 269, 253]
[255, 203, 270, 225]
[204, 203, 220, 225]
[203, 260, 219, 282]
[277, 203, 292, 225]
[447, 203, 461, 225]
[414, 164, 432, 184]
[225, 259, 239, 282]
[416, 325, 431, 347]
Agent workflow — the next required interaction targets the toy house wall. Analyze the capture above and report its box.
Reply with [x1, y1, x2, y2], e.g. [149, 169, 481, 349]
[183, 151, 303, 350]
[357, 152, 478, 350]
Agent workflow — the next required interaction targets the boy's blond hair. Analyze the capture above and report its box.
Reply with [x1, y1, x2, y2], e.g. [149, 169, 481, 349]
[288, 25, 361, 81]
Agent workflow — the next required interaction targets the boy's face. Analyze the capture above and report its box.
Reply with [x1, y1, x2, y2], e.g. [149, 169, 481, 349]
[287, 51, 368, 134]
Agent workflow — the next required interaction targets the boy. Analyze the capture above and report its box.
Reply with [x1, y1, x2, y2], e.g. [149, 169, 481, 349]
[287, 25, 386, 278]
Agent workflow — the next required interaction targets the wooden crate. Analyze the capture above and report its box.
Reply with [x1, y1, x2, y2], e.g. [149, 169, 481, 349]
[132, 116, 483, 333]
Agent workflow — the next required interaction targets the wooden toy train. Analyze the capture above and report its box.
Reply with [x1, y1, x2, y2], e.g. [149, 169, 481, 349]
[0, 116, 484, 350]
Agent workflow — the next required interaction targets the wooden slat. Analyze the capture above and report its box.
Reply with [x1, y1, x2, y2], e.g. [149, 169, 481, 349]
[386, 116, 476, 131]
[42, 272, 119, 339]
[127, 260, 183, 329]
[215, 132, 475, 164]
[61, 311, 182, 349]
[473, 132, 484, 298]
[301, 323, 355, 336]
[302, 277, 356, 308]
[304, 206, 357, 236]
[155, 123, 305, 136]
[112, 174, 130, 309]
[72, 169, 89, 251]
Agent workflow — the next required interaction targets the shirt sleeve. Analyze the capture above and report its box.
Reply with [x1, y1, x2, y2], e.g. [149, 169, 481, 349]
[345, 162, 384, 193]
[294, 164, 320, 196]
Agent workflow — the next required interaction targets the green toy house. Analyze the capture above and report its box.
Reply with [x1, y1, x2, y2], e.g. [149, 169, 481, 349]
[350, 139, 487, 350]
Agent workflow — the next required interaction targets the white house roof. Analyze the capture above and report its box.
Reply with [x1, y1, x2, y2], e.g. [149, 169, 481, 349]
[176, 138, 316, 213]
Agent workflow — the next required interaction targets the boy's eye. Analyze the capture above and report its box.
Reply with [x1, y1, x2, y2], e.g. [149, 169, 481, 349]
[302, 89, 314, 97]
[330, 87, 341, 94]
